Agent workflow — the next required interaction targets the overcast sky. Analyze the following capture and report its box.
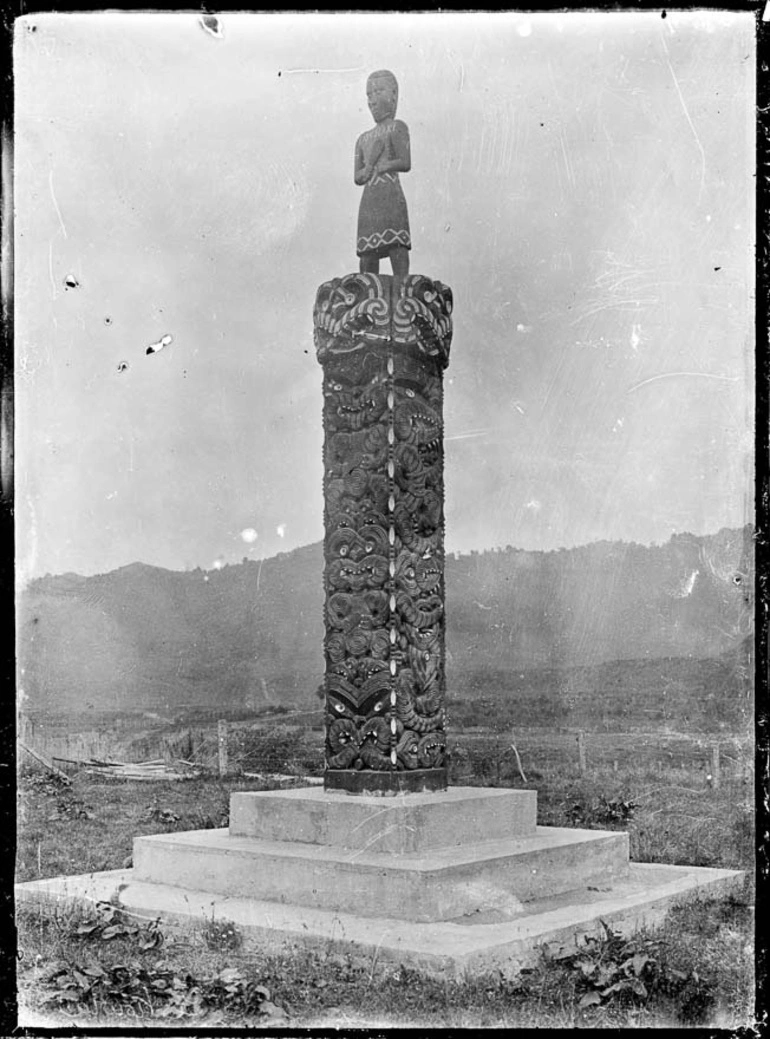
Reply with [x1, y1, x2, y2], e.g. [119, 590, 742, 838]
[14, 11, 755, 582]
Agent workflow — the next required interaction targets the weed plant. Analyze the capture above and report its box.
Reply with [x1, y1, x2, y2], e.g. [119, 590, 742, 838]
[16, 730, 756, 1029]
[16, 889, 754, 1029]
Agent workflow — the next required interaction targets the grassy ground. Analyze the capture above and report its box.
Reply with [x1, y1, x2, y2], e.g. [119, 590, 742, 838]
[14, 744, 757, 1029]
[15, 888, 755, 1029]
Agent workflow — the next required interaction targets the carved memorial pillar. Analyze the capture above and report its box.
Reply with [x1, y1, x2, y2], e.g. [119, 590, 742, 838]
[314, 273, 453, 793]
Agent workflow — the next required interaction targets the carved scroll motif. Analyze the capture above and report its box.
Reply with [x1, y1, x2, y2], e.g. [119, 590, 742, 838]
[314, 273, 453, 784]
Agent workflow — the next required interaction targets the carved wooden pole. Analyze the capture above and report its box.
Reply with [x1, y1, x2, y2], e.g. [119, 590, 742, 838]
[314, 273, 453, 793]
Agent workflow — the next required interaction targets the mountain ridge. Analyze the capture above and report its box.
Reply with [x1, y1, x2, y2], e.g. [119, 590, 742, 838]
[18, 527, 754, 718]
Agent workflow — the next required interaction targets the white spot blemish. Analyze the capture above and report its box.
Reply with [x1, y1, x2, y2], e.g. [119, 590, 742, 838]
[630, 324, 641, 352]
[517, 21, 532, 36]
[146, 333, 173, 356]
[276, 524, 286, 538]
[524, 499, 541, 511]
[211, 559, 224, 571]
[241, 528, 258, 544]
[673, 570, 699, 598]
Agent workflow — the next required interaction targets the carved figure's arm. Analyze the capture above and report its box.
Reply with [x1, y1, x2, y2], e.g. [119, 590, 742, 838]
[374, 121, 411, 175]
[354, 138, 372, 186]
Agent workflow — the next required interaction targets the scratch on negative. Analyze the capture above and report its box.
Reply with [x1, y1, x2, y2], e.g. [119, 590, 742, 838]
[48, 241, 57, 300]
[661, 37, 706, 203]
[49, 170, 67, 238]
[570, 297, 659, 325]
[280, 66, 364, 75]
[627, 371, 740, 394]
[344, 824, 409, 861]
[445, 429, 491, 443]
[257, 558, 263, 592]
[348, 804, 414, 836]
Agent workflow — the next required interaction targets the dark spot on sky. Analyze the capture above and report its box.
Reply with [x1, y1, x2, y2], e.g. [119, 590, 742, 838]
[278, 70, 282, 77]
[714, 267, 721, 271]
[117, 362, 129, 373]
[661, 9, 666, 18]
[199, 14, 222, 37]
[104, 316, 113, 326]
[540, 122, 544, 127]
[63, 275, 79, 290]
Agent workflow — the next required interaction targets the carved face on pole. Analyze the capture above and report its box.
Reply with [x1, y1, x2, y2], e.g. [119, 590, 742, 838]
[366, 70, 398, 123]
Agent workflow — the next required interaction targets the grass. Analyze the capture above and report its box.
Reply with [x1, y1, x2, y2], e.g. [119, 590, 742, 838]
[14, 728, 757, 1029]
[16, 770, 280, 882]
[16, 890, 754, 1028]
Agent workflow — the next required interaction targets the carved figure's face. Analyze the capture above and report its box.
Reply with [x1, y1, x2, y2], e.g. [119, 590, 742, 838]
[367, 76, 397, 123]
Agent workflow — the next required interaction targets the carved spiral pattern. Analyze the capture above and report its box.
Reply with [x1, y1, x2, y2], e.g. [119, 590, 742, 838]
[315, 273, 452, 774]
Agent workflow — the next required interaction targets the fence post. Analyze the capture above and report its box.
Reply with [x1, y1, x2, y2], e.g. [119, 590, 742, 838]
[711, 743, 720, 790]
[577, 731, 586, 776]
[218, 719, 228, 777]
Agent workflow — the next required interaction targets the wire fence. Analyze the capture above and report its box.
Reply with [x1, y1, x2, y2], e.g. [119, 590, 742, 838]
[18, 711, 753, 795]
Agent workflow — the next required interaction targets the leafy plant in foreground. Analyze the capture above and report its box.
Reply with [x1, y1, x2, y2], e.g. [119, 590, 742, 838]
[542, 919, 711, 1022]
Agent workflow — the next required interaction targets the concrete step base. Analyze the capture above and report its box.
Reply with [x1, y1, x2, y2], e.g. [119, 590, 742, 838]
[132, 825, 630, 923]
[16, 862, 743, 981]
[229, 786, 538, 852]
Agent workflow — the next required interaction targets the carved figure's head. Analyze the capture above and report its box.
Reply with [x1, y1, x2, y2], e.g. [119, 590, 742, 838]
[367, 70, 398, 123]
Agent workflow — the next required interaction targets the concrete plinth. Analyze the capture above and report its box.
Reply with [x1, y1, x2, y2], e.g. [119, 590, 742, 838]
[229, 786, 537, 852]
[17, 862, 743, 981]
[15, 785, 745, 979]
[133, 825, 629, 923]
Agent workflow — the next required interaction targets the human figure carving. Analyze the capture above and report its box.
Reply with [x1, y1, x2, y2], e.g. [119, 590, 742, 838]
[355, 70, 411, 284]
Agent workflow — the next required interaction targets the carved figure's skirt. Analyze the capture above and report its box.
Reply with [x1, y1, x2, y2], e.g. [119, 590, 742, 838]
[357, 173, 411, 258]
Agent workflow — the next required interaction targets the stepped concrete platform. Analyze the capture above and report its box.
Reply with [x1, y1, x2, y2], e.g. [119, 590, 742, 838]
[17, 863, 742, 980]
[229, 786, 538, 852]
[15, 785, 744, 979]
[133, 825, 629, 922]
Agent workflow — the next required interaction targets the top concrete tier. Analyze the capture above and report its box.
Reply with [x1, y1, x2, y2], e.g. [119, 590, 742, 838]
[313, 272, 453, 369]
[230, 786, 537, 855]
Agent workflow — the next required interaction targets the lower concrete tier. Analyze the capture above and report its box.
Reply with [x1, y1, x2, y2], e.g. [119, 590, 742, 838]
[133, 826, 629, 923]
[229, 786, 537, 853]
[16, 863, 744, 981]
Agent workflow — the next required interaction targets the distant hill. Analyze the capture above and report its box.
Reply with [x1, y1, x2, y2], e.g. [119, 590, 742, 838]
[17, 527, 753, 722]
